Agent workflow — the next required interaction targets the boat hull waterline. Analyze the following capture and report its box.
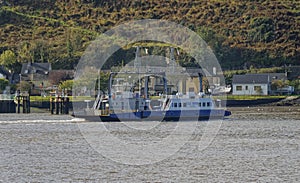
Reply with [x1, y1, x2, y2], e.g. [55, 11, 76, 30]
[75, 109, 231, 122]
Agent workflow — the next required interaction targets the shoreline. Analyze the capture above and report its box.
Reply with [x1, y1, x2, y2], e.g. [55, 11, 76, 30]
[227, 106, 300, 120]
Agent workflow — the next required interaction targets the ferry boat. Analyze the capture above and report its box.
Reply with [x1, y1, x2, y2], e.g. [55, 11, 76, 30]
[74, 71, 231, 122]
[72, 47, 231, 121]
[89, 92, 231, 122]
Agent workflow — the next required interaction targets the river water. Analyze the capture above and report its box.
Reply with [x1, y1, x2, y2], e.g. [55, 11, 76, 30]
[0, 109, 299, 182]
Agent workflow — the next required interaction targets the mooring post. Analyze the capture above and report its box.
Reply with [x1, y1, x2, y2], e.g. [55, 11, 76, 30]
[55, 96, 60, 115]
[50, 97, 55, 114]
[27, 95, 30, 113]
[17, 90, 20, 113]
[22, 96, 26, 113]
[60, 97, 64, 114]
[65, 97, 69, 114]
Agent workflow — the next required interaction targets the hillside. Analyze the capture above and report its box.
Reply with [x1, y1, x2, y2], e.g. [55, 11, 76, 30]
[0, 0, 299, 70]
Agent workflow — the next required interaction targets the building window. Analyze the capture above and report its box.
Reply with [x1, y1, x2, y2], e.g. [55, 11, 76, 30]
[236, 86, 242, 91]
[254, 86, 262, 94]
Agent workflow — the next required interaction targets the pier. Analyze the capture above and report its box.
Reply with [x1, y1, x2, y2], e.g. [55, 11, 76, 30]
[0, 100, 16, 113]
[50, 96, 70, 115]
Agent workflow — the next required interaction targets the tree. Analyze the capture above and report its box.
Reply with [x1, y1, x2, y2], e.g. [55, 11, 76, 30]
[0, 50, 17, 71]
[29, 40, 49, 63]
[59, 80, 73, 91]
[17, 81, 32, 92]
[35, 40, 49, 62]
[271, 80, 286, 90]
[18, 42, 31, 63]
[0, 78, 9, 93]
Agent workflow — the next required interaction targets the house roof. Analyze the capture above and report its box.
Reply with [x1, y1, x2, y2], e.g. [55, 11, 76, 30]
[233, 73, 288, 85]
[48, 70, 75, 79]
[233, 74, 269, 84]
[21, 62, 51, 75]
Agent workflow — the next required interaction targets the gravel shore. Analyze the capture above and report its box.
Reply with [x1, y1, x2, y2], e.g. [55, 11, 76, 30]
[227, 106, 300, 120]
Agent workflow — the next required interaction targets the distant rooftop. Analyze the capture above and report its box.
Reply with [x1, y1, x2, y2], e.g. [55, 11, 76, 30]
[233, 73, 287, 84]
[233, 74, 269, 84]
[21, 62, 51, 75]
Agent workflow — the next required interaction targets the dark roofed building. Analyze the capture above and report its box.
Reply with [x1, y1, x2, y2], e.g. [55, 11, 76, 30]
[21, 62, 51, 75]
[20, 62, 51, 81]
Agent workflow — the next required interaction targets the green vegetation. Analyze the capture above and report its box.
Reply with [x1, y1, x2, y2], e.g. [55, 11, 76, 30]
[0, 0, 298, 71]
[216, 95, 287, 101]
[59, 80, 73, 91]
[0, 50, 17, 71]
[0, 78, 9, 93]
[29, 95, 95, 102]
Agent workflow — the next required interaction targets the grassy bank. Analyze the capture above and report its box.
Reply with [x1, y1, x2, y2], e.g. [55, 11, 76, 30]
[29, 96, 95, 102]
[225, 95, 287, 100]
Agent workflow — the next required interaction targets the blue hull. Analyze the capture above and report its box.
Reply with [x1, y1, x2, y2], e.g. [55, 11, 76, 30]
[94, 109, 231, 122]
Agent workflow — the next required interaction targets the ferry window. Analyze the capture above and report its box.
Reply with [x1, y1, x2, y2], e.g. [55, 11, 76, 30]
[207, 102, 211, 107]
[203, 102, 206, 107]
[183, 103, 187, 107]
[245, 86, 248, 90]
[174, 103, 178, 107]
[179, 103, 182, 107]
[171, 103, 174, 107]
[236, 86, 242, 91]
[199, 102, 202, 107]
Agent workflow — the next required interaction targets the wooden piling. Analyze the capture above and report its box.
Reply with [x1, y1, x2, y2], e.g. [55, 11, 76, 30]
[64, 97, 69, 114]
[50, 97, 55, 114]
[60, 97, 64, 114]
[55, 97, 60, 115]
[50, 96, 70, 115]
[17, 96, 21, 113]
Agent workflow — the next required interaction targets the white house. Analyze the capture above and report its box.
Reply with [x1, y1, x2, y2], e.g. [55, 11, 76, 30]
[232, 73, 288, 95]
